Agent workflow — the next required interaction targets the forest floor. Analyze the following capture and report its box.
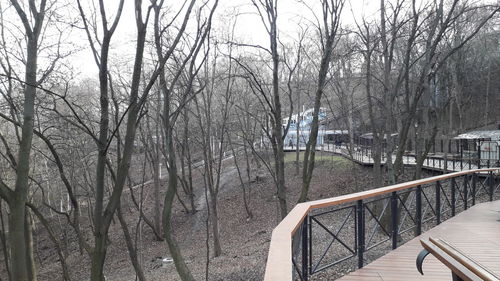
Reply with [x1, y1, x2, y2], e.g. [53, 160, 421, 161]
[9, 151, 433, 281]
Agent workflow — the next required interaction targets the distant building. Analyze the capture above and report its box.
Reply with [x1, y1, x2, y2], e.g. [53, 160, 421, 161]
[282, 107, 327, 131]
[453, 130, 500, 161]
[282, 107, 348, 150]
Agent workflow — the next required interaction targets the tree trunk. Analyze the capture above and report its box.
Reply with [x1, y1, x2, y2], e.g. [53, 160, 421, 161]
[228, 132, 252, 219]
[265, 0, 287, 219]
[299, 1, 341, 203]
[9, 24, 39, 281]
[348, 108, 354, 156]
[25, 212, 36, 281]
[296, 94, 301, 175]
[117, 206, 146, 281]
[163, 125, 195, 281]
[209, 192, 222, 257]
[90, 236, 106, 281]
[484, 60, 491, 126]
[9, 201, 29, 281]
[152, 153, 162, 235]
[372, 136, 383, 187]
[27, 203, 71, 281]
[274, 141, 287, 218]
[0, 201, 11, 281]
[162, 74, 195, 280]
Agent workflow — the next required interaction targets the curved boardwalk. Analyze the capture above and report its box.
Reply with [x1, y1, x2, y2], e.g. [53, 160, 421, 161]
[339, 200, 500, 280]
[316, 143, 498, 174]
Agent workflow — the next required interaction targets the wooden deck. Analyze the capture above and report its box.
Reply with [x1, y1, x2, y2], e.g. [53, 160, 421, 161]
[339, 200, 500, 280]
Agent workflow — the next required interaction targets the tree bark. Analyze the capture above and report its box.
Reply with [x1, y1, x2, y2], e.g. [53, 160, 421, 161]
[6, 2, 44, 277]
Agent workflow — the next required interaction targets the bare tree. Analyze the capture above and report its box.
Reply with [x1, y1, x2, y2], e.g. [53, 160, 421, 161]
[153, 0, 219, 279]
[392, 0, 500, 180]
[0, 1, 51, 280]
[298, 0, 344, 203]
[231, 0, 291, 219]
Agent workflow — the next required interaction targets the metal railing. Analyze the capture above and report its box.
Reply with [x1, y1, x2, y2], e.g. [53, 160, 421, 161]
[325, 143, 500, 171]
[264, 168, 500, 281]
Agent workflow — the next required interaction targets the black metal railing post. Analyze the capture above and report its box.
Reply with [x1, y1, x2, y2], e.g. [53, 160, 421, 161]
[301, 217, 309, 281]
[435, 181, 441, 225]
[464, 175, 469, 210]
[416, 185, 422, 235]
[308, 214, 312, 273]
[489, 171, 494, 202]
[472, 173, 477, 206]
[391, 192, 398, 249]
[451, 178, 456, 217]
[356, 200, 364, 269]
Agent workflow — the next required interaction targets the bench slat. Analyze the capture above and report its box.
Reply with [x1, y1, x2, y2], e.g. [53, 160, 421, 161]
[428, 238, 500, 281]
[420, 239, 480, 281]
[419, 238, 500, 281]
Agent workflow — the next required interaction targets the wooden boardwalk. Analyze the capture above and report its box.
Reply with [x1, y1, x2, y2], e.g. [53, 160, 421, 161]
[338, 200, 500, 280]
[317, 144, 498, 174]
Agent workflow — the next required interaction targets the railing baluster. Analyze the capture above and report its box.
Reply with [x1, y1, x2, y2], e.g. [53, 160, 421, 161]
[472, 173, 477, 206]
[301, 217, 309, 281]
[391, 192, 398, 249]
[464, 175, 468, 210]
[308, 214, 312, 273]
[489, 171, 494, 202]
[416, 185, 422, 235]
[356, 200, 364, 269]
[451, 178, 456, 217]
[435, 181, 441, 225]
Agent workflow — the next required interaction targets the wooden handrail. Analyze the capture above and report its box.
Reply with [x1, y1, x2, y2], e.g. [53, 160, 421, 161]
[264, 168, 500, 281]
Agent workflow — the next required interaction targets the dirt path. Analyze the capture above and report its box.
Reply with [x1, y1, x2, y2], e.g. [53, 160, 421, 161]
[192, 166, 238, 231]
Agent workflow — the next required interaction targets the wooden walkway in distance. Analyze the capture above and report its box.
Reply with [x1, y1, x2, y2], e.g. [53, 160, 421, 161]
[315, 144, 498, 174]
[338, 200, 500, 280]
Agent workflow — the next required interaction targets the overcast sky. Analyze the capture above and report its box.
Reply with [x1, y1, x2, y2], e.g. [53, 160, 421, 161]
[69, 0, 380, 79]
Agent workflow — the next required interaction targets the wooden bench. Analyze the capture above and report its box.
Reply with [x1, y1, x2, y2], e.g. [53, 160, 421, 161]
[417, 237, 500, 281]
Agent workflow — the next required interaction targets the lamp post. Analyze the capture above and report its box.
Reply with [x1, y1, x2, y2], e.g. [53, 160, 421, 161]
[414, 122, 419, 158]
